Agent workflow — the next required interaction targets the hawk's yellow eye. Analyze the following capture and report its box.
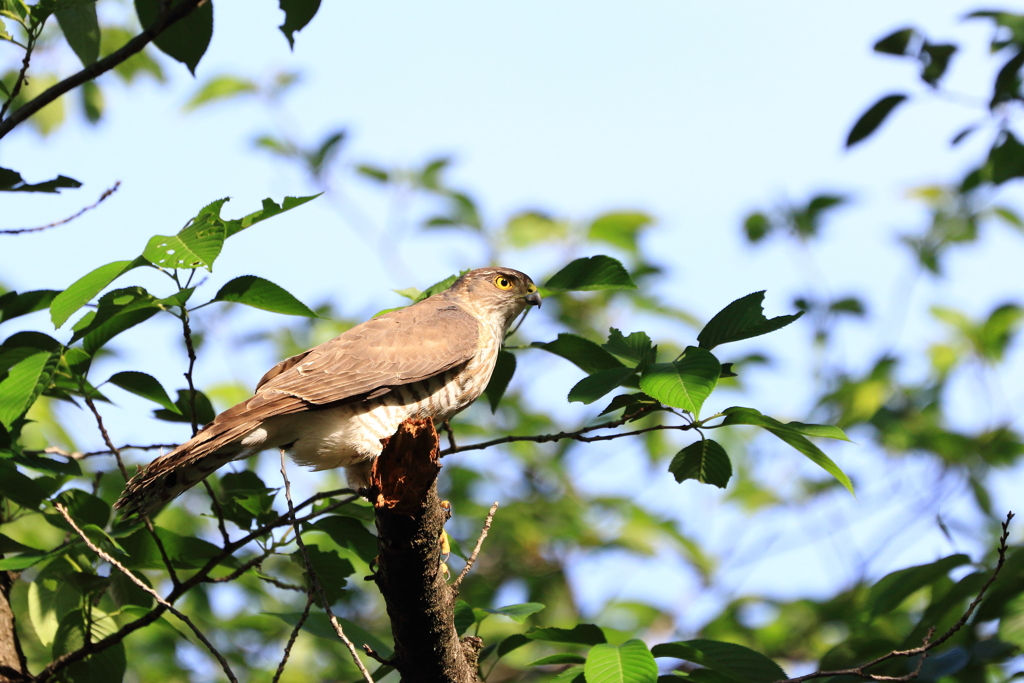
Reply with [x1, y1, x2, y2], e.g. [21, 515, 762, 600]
[494, 276, 513, 290]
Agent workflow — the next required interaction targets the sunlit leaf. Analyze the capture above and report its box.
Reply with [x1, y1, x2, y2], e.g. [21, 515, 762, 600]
[544, 255, 637, 292]
[213, 276, 318, 317]
[697, 291, 802, 350]
[584, 639, 658, 683]
[50, 257, 152, 328]
[639, 347, 720, 417]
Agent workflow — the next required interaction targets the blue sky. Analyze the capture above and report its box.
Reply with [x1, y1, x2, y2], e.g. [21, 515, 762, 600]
[3, 0, 1022, 643]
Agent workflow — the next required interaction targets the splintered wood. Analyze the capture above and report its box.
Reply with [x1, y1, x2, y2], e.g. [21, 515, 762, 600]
[371, 418, 441, 515]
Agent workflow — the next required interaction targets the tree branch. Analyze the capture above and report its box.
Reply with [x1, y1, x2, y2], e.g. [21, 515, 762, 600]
[370, 419, 483, 682]
[0, 182, 120, 235]
[774, 510, 1015, 683]
[54, 504, 238, 683]
[280, 452, 374, 682]
[452, 502, 498, 590]
[0, 567, 28, 683]
[439, 407, 688, 456]
[0, 0, 205, 139]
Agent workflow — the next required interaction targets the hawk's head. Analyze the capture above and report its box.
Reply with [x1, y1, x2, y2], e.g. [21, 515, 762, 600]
[445, 267, 541, 328]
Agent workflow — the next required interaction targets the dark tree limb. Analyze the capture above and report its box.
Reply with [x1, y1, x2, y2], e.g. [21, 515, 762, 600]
[0, 0, 204, 140]
[0, 568, 29, 683]
[370, 419, 482, 683]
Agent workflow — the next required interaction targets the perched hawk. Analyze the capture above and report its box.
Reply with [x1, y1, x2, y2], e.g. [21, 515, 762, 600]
[116, 267, 540, 518]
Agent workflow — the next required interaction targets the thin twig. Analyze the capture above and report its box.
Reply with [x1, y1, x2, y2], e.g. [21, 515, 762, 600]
[202, 479, 231, 545]
[83, 395, 180, 588]
[440, 409, 686, 456]
[441, 419, 457, 451]
[54, 504, 239, 683]
[774, 511, 1015, 683]
[0, 0, 205, 139]
[179, 310, 201, 437]
[204, 546, 273, 584]
[271, 593, 314, 683]
[23, 444, 180, 459]
[0, 182, 120, 234]
[280, 451, 374, 683]
[0, 27, 35, 120]
[452, 502, 498, 590]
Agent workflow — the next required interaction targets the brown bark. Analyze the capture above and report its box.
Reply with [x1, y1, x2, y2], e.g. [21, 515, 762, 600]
[0, 569, 28, 683]
[370, 419, 481, 683]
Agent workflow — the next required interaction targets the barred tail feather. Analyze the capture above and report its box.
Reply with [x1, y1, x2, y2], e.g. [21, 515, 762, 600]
[114, 415, 264, 519]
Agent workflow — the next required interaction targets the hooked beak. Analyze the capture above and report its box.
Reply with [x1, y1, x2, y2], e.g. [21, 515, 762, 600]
[524, 290, 542, 307]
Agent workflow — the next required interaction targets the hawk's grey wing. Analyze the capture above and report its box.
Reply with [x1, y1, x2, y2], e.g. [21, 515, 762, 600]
[245, 299, 480, 415]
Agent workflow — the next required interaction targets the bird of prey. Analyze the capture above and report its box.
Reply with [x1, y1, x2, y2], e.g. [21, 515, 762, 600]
[116, 267, 540, 518]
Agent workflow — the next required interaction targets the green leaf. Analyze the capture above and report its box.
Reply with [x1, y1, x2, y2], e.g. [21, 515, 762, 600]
[999, 593, 1024, 646]
[454, 600, 475, 635]
[697, 291, 802, 350]
[135, 0, 213, 74]
[225, 195, 319, 237]
[585, 639, 658, 683]
[48, 489, 111, 529]
[720, 407, 854, 495]
[56, 1, 100, 67]
[505, 211, 568, 247]
[212, 275, 317, 317]
[874, 27, 916, 55]
[544, 255, 637, 292]
[548, 665, 586, 683]
[530, 653, 587, 666]
[70, 287, 161, 355]
[0, 350, 57, 429]
[483, 349, 516, 412]
[0, 460, 48, 508]
[526, 623, 607, 645]
[651, 640, 786, 683]
[867, 554, 972, 618]
[988, 132, 1024, 185]
[52, 609, 127, 683]
[106, 371, 178, 413]
[670, 439, 732, 488]
[846, 94, 907, 147]
[497, 633, 531, 659]
[532, 334, 626, 375]
[744, 212, 771, 242]
[184, 74, 258, 111]
[920, 42, 956, 86]
[306, 515, 377, 564]
[414, 273, 461, 302]
[279, 0, 321, 48]
[153, 389, 215, 425]
[50, 256, 151, 328]
[0, 166, 81, 193]
[143, 208, 228, 270]
[639, 347, 720, 417]
[603, 329, 654, 365]
[475, 602, 545, 624]
[118, 527, 225, 570]
[81, 79, 103, 122]
[569, 367, 637, 405]
[0, 290, 58, 324]
[292, 545, 354, 606]
[588, 211, 653, 253]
